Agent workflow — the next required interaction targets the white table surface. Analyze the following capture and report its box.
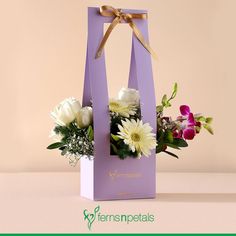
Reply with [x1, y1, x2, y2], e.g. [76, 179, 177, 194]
[0, 172, 236, 233]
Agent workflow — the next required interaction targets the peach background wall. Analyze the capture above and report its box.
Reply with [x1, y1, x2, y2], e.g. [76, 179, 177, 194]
[0, 0, 235, 172]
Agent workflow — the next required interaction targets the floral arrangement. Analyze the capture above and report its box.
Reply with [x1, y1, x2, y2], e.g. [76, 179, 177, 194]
[47, 83, 213, 165]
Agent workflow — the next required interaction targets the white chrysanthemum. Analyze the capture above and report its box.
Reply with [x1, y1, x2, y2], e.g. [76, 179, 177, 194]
[109, 99, 136, 118]
[117, 119, 156, 157]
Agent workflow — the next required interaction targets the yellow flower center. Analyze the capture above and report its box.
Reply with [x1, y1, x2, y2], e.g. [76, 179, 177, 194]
[131, 132, 141, 142]
[110, 102, 120, 109]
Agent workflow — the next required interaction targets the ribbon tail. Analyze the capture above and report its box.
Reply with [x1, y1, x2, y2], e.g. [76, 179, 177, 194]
[128, 20, 157, 60]
[95, 17, 120, 59]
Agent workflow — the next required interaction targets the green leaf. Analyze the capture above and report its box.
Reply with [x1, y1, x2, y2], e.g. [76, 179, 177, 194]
[47, 142, 65, 149]
[157, 129, 164, 141]
[69, 122, 78, 133]
[156, 105, 163, 113]
[54, 126, 70, 136]
[203, 124, 214, 135]
[61, 136, 68, 143]
[110, 143, 118, 154]
[172, 138, 188, 147]
[111, 133, 120, 141]
[116, 142, 138, 159]
[166, 143, 181, 150]
[171, 82, 178, 99]
[161, 94, 167, 106]
[156, 144, 164, 153]
[205, 117, 213, 124]
[164, 130, 174, 143]
[196, 116, 206, 122]
[87, 125, 94, 141]
[159, 83, 178, 110]
[163, 150, 179, 158]
[165, 101, 171, 108]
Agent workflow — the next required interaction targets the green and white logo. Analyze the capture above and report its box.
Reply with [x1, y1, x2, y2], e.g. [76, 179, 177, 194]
[83, 205, 155, 230]
[83, 205, 100, 230]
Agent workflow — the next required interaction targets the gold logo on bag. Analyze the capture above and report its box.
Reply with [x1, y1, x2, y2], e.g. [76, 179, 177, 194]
[108, 170, 142, 180]
[117, 192, 136, 196]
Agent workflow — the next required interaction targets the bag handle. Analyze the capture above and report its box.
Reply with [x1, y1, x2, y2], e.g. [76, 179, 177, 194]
[83, 7, 156, 160]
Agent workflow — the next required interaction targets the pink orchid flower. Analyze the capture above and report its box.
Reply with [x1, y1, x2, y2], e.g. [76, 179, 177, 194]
[175, 105, 201, 140]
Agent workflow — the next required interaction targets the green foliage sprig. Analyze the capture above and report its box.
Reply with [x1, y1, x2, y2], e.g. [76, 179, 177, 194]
[47, 122, 94, 161]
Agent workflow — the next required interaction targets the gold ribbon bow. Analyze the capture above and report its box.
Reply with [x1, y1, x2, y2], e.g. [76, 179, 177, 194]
[95, 5, 157, 59]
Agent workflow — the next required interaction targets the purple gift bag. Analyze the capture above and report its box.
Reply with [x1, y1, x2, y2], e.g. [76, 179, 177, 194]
[80, 7, 156, 200]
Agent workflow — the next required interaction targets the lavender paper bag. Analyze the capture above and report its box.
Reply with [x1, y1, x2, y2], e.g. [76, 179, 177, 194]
[81, 7, 156, 200]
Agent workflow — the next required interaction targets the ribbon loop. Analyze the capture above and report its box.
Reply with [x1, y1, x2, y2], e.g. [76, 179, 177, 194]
[95, 5, 156, 59]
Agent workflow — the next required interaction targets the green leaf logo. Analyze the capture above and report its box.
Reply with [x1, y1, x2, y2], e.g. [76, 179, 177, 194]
[83, 205, 100, 230]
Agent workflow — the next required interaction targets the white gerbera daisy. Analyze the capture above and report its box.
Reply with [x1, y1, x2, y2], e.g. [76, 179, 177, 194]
[109, 99, 136, 118]
[117, 119, 156, 157]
